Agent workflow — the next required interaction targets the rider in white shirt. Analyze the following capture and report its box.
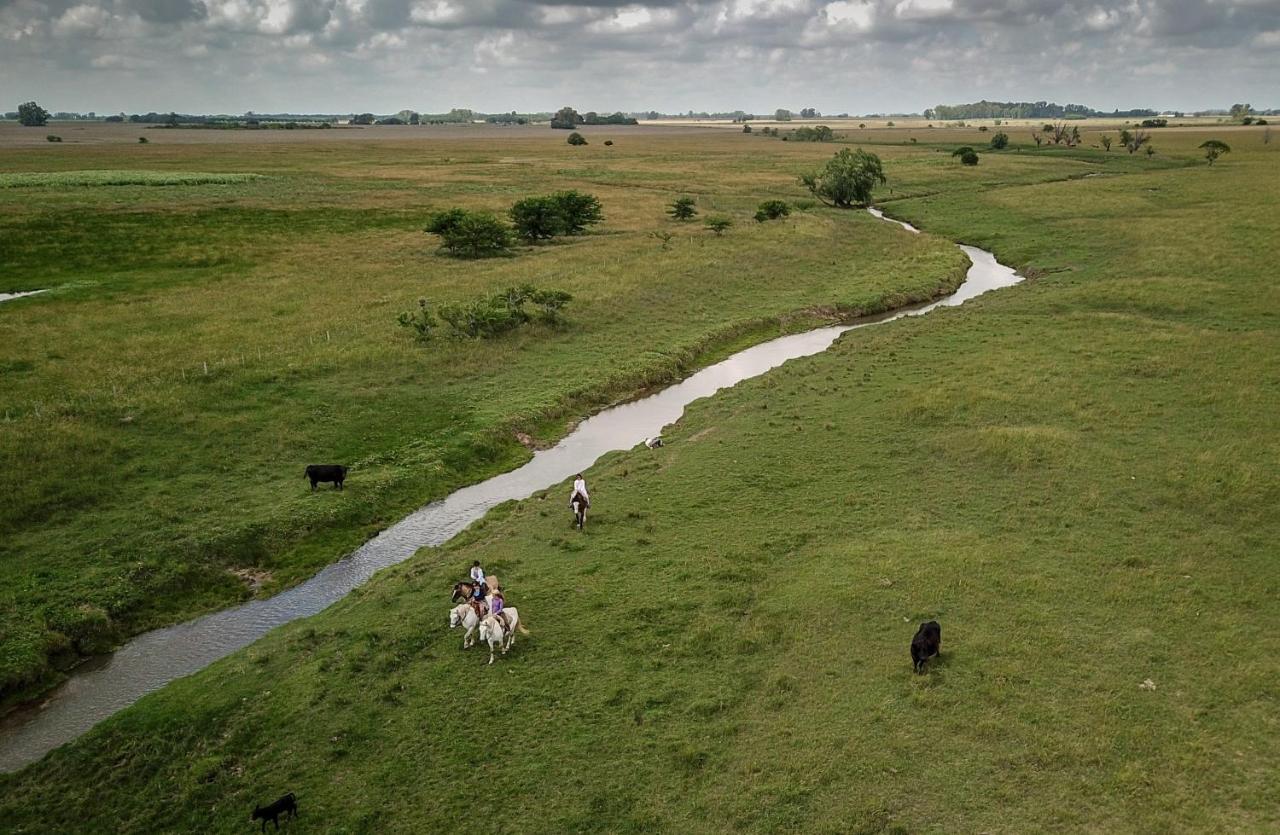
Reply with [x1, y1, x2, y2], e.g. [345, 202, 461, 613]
[570, 474, 590, 507]
[469, 560, 485, 587]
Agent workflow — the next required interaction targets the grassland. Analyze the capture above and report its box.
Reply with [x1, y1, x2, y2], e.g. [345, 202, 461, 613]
[1, 125, 1275, 830]
[0, 124, 980, 705]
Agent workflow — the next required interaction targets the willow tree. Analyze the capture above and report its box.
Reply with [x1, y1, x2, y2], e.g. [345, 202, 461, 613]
[800, 148, 886, 208]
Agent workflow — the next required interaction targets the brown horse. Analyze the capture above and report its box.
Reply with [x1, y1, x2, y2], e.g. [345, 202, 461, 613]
[450, 575, 500, 603]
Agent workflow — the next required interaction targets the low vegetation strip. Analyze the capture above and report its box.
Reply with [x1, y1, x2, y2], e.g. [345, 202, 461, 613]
[0, 170, 265, 188]
[1, 128, 1274, 831]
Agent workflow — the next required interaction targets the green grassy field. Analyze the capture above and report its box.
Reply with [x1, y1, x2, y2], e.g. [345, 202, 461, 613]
[1, 126, 1275, 830]
[0, 125, 982, 705]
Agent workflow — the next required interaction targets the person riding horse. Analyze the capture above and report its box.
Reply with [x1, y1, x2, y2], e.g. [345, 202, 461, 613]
[569, 473, 590, 527]
[489, 588, 509, 632]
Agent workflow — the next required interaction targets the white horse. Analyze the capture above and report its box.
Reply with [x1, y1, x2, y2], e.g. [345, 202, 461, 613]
[478, 608, 528, 664]
[448, 603, 480, 649]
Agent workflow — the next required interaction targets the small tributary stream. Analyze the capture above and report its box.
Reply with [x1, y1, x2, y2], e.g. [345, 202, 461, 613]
[0, 210, 1022, 773]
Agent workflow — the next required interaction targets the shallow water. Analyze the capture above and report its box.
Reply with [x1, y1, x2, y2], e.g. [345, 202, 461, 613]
[0, 289, 47, 304]
[0, 209, 1021, 773]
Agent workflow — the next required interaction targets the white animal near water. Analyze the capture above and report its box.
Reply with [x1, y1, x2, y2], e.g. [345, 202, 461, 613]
[478, 608, 528, 664]
[448, 603, 481, 649]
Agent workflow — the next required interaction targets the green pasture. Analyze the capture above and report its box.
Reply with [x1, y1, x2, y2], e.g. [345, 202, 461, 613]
[0, 127, 1275, 830]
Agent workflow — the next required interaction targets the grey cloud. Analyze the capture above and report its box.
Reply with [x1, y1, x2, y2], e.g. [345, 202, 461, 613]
[3, 0, 1277, 114]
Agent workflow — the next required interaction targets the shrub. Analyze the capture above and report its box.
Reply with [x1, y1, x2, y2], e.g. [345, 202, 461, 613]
[990, 132, 1009, 150]
[799, 148, 886, 208]
[425, 209, 512, 258]
[410, 284, 574, 341]
[138, 137, 148, 144]
[742, 124, 752, 133]
[45, 135, 61, 143]
[603, 139, 614, 146]
[397, 299, 438, 342]
[509, 196, 564, 242]
[550, 190, 603, 235]
[754, 200, 790, 222]
[567, 132, 588, 146]
[668, 196, 698, 221]
[704, 215, 733, 236]
[978, 126, 989, 132]
[886, 120, 895, 127]
[952, 147, 979, 165]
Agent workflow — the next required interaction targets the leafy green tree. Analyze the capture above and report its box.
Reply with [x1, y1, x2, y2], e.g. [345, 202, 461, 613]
[550, 191, 603, 234]
[425, 209, 512, 258]
[989, 131, 1009, 150]
[551, 106, 582, 129]
[1229, 103, 1252, 120]
[800, 148, 886, 208]
[567, 131, 588, 146]
[668, 196, 698, 221]
[952, 147, 979, 165]
[1123, 129, 1150, 154]
[509, 196, 564, 242]
[1199, 139, 1230, 165]
[774, 109, 792, 122]
[17, 101, 49, 127]
[754, 200, 790, 222]
[704, 215, 733, 236]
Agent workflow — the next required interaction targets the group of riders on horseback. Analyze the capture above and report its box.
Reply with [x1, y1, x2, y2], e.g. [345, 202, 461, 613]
[447, 476, 591, 662]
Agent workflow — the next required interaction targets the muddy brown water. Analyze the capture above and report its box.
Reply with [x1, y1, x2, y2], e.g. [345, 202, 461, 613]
[0, 210, 1021, 773]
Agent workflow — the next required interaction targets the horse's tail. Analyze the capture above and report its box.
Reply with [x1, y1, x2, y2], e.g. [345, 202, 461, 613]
[517, 622, 531, 636]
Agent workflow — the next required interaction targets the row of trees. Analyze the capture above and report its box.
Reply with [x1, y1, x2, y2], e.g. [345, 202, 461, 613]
[925, 101, 1155, 120]
[550, 107, 638, 129]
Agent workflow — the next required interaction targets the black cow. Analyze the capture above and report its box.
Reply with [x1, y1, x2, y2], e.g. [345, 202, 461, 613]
[305, 464, 347, 491]
[911, 621, 941, 673]
[251, 792, 297, 832]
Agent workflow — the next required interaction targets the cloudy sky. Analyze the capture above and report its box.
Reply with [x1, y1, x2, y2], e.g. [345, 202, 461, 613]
[3, 0, 1277, 115]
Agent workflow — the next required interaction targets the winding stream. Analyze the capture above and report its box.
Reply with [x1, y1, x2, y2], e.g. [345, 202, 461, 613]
[0, 210, 1022, 773]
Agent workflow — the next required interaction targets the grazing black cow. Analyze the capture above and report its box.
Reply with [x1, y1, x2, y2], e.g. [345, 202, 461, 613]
[251, 792, 297, 832]
[305, 464, 347, 491]
[911, 621, 941, 673]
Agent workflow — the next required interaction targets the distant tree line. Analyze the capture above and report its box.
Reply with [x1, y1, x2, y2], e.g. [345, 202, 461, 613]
[925, 101, 1158, 120]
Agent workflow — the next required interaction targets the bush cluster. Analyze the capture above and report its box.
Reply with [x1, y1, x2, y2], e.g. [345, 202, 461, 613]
[952, 146, 980, 166]
[426, 191, 602, 256]
[398, 285, 573, 342]
[754, 200, 790, 222]
[791, 125, 834, 142]
[510, 191, 603, 242]
[990, 132, 1009, 150]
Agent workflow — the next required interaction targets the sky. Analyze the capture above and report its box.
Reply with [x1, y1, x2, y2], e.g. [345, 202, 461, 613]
[2, 0, 1278, 115]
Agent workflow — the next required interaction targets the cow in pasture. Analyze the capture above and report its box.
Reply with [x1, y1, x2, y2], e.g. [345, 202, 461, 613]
[251, 792, 298, 831]
[305, 464, 348, 491]
[911, 621, 941, 673]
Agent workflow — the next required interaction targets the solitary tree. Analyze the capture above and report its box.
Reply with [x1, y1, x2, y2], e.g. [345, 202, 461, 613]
[668, 196, 698, 221]
[800, 148, 886, 208]
[989, 131, 1009, 150]
[1229, 103, 1252, 120]
[1031, 131, 1044, 147]
[566, 131, 588, 146]
[704, 215, 733, 236]
[1199, 139, 1230, 165]
[775, 109, 792, 122]
[17, 101, 49, 127]
[1123, 129, 1150, 154]
[1100, 135, 1113, 152]
[551, 106, 582, 129]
